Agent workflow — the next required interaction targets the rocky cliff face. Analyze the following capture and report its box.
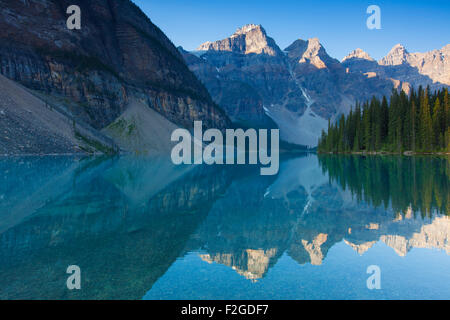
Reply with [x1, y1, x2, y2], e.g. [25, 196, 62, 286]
[0, 0, 230, 154]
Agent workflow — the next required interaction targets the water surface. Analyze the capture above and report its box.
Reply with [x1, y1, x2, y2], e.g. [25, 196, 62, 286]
[0, 154, 448, 299]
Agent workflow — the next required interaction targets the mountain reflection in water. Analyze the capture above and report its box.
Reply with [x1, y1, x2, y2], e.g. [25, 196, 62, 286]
[0, 154, 448, 299]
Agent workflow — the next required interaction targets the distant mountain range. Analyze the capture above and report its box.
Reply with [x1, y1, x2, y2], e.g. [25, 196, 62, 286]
[180, 24, 450, 146]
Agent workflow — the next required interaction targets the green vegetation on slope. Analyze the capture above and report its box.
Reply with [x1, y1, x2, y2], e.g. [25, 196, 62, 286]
[75, 131, 117, 155]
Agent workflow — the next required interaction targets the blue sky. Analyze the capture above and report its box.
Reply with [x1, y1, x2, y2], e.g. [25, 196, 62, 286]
[134, 0, 450, 61]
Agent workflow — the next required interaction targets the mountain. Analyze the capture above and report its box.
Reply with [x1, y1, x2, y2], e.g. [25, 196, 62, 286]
[284, 38, 396, 146]
[181, 25, 395, 147]
[380, 44, 450, 89]
[181, 24, 306, 134]
[0, 0, 230, 155]
[343, 43, 450, 93]
[181, 24, 449, 147]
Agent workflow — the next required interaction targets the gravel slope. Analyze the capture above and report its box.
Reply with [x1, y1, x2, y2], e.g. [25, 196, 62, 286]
[103, 100, 180, 155]
[0, 74, 82, 155]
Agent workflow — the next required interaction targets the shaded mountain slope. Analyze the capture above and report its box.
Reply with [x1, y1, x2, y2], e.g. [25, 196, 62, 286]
[0, 0, 230, 155]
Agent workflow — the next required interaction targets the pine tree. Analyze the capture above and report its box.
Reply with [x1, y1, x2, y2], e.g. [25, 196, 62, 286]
[446, 127, 450, 152]
[380, 96, 389, 147]
[388, 90, 399, 150]
[445, 89, 449, 136]
[317, 88, 448, 154]
[353, 104, 361, 151]
[399, 90, 409, 149]
[362, 103, 371, 151]
[432, 97, 441, 150]
[419, 89, 433, 152]
[411, 100, 416, 152]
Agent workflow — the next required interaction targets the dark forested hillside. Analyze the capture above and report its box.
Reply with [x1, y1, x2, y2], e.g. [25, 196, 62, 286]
[318, 87, 450, 153]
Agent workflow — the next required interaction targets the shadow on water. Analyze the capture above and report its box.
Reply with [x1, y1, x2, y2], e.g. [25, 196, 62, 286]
[0, 154, 448, 299]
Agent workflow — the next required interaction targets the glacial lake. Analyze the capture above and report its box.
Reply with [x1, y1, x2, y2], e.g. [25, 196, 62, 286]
[0, 154, 449, 300]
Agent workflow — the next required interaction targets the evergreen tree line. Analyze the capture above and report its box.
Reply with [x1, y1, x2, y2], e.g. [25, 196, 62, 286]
[318, 87, 450, 153]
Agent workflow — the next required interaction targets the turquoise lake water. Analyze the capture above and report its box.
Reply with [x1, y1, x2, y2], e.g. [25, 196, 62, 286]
[0, 154, 449, 299]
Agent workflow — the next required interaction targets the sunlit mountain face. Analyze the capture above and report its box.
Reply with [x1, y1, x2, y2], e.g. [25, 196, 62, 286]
[0, 155, 448, 299]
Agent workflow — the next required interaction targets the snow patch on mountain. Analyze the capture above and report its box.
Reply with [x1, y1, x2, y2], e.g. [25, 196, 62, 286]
[263, 64, 328, 147]
[264, 98, 327, 147]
